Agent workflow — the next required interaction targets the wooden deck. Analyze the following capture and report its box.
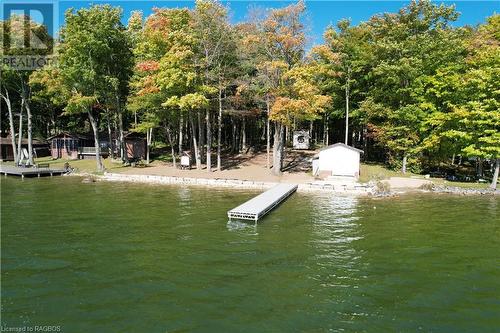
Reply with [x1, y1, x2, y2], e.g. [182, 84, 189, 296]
[227, 183, 298, 222]
[0, 165, 66, 178]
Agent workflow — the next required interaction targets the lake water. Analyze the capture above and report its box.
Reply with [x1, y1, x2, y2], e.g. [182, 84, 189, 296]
[1, 177, 499, 332]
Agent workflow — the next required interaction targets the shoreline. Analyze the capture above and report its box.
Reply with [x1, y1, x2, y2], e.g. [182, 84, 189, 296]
[98, 172, 375, 195]
[87, 172, 499, 196]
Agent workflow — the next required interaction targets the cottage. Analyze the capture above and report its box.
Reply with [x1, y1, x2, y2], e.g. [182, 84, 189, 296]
[48, 132, 110, 160]
[312, 143, 363, 179]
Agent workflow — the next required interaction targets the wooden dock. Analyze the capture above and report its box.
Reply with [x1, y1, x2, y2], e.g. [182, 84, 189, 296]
[227, 183, 298, 222]
[0, 165, 66, 179]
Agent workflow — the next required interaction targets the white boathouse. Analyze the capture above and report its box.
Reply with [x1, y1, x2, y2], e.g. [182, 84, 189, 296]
[312, 143, 363, 179]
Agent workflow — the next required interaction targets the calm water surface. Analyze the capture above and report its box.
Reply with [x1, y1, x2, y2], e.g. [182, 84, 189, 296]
[1, 177, 499, 332]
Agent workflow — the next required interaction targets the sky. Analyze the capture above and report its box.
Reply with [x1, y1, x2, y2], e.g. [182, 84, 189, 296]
[3, 0, 499, 46]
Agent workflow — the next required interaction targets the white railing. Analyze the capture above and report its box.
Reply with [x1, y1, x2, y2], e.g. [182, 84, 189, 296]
[78, 147, 108, 155]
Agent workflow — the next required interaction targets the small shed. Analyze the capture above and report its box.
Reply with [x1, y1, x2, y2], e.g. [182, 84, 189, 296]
[293, 130, 310, 150]
[1, 136, 50, 161]
[312, 143, 363, 179]
[124, 132, 146, 160]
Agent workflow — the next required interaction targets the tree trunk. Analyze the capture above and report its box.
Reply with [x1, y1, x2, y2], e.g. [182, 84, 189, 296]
[266, 100, 271, 169]
[107, 109, 114, 159]
[115, 93, 125, 161]
[231, 118, 237, 153]
[272, 122, 284, 176]
[325, 115, 329, 146]
[18, 81, 34, 165]
[178, 113, 183, 155]
[402, 154, 408, 174]
[217, 88, 223, 171]
[490, 158, 499, 190]
[285, 125, 289, 147]
[118, 112, 124, 161]
[1, 89, 17, 162]
[17, 101, 24, 164]
[189, 112, 201, 169]
[206, 108, 212, 172]
[345, 69, 350, 145]
[477, 157, 483, 177]
[197, 111, 204, 164]
[261, 118, 266, 141]
[363, 126, 368, 157]
[165, 125, 176, 168]
[88, 110, 104, 172]
[309, 120, 313, 146]
[241, 117, 247, 153]
[146, 127, 152, 164]
[314, 122, 319, 144]
[23, 98, 34, 165]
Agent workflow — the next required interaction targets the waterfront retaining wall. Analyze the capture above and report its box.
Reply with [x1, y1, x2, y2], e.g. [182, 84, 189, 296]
[101, 172, 374, 195]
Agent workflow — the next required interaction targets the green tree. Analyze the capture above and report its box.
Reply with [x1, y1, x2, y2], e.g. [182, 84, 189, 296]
[258, 0, 309, 175]
[29, 65, 70, 136]
[362, 0, 464, 172]
[58, 5, 132, 171]
[193, 0, 237, 171]
[312, 20, 372, 147]
[1, 14, 53, 164]
[419, 14, 499, 188]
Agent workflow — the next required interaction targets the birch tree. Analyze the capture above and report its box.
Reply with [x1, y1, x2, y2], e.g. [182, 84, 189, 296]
[1, 15, 53, 164]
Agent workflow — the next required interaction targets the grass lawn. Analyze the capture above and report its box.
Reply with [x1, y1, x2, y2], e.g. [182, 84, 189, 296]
[359, 163, 419, 183]
[430, 178, 491, 190]
[360, 162, 492, 189]
[2, 156, 131, 174]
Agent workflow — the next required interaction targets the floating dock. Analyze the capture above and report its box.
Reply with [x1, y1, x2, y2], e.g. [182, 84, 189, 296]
[0, 165, 66, 179]
[228, 183, 298, 222]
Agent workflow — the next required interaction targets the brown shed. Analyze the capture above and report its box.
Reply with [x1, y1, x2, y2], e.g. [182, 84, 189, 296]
[1, 136, 50, 161]
[124, 132, 146, 160]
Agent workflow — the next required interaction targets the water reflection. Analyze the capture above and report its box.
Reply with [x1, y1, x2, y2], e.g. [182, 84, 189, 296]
[177, 186, 192, 203]
[226, 219, 258, 235]
[307, 195, 364, 292]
